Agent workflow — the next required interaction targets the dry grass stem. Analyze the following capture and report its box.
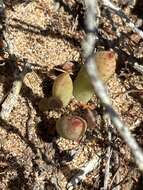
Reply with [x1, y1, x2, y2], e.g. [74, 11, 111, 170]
[84, 0, 143, 172]
[102, 115, 113, 190]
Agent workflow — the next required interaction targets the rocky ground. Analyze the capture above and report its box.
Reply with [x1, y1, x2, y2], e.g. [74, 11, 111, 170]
[0, 0, 143, 189]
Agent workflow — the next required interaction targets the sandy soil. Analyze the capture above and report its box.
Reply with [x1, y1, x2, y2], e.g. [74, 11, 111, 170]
[0, 0, 143, 189]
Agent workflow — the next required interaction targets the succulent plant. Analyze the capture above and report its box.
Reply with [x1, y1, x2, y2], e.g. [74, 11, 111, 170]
[73, 65, 94, 103]
[52, 72, 73, 107]
[73, 51, 116, 103]
[95, 51, 116, 82]
[56, 115, 87, 140]
[38, 97, 63, 111]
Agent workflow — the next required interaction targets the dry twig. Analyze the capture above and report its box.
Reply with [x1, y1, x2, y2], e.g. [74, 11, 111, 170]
[83, 0, 143, 172]
[102, 114, 113, 190]
[112, 153, 120, 190]
[0, 63, 32, 120]
[129, 62, 143, 75]
[102, 0, 143, 39]
[67, 153, 101, 190]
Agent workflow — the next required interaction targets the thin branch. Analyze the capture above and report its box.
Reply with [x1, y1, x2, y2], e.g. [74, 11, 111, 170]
[129, 62, 143, 75]
[102, 115, 113, 190]
[109, 161, 120, 190]
[0, 63, 32, 120]
[113, 152, 120, 190]
[83, 0, 143, 172]
[102, 0, 143, 39]
[111, 168, 131, 189]
[103, 149, 113, 190]
[67, 154, 101, 190]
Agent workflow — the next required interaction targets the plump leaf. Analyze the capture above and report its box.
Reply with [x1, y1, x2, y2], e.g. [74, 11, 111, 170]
[73, 51, 116, 103]
[52, 72, 73, 107]
[95, 51, 116, 82]
[73, 65, 94, 103]
[56, 115, 87, 140]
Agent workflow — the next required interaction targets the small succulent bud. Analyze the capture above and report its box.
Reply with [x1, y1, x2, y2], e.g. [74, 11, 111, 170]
[56, 115, 87, 140]
[73, 51, 116, 103]
[73, 65, 94, 103]
[95, 51, 116, 82]
[52, 72, 73, 107]
[38, 97, 63, 111]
